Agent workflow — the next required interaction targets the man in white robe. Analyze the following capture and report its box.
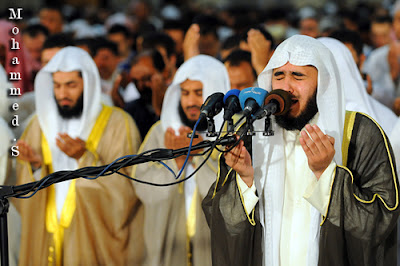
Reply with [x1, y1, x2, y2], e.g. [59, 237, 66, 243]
[132, 55, 230, 266]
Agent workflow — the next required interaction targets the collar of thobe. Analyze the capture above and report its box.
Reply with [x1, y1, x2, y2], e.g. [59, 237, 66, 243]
[318, 37, 397, 135]
[160, 55, 230, 135]
[253, 35, 345, 266]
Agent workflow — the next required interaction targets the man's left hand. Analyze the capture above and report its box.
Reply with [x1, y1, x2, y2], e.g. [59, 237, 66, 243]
[56, 133, 86, 160]
[299, 124, 335, 179]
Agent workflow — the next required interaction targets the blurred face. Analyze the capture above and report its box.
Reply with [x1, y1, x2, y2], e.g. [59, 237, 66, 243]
[300, 18, 320, 38]
[41, 47, 62, 66]
[180, 80, 203, 122]
[344, 43, 360, 67]
[394, 11, 400, 40]
[225, 61, 256, 91]
[272, 63, 318, 130]
[199, 33, 220, 58]
[39, 9, 63, 34]
[108, 33, 132, 58]
[23, 33, 46, 62]
[130, 56, 157, 92]
[53, 71, 84, 118]
[93, 48, 119, 80]
[164, 29, 184, 54]
[370, 22, 392, 48]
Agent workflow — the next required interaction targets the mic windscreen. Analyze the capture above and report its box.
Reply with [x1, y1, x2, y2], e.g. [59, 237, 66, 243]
[239, 87, 268, 110]
[265, 89, 292, 115]
[223, 89, 241, 120]
[200, 92, 225, 118]
[223, 89, 240, 104]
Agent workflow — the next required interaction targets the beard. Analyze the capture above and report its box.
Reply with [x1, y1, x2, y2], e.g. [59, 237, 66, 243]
[55, 93, 84, 119]
[178, 102, 208, 131]
[275, 89, 318, 131]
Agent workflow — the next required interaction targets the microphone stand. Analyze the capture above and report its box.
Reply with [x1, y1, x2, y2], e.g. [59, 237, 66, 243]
[263, 115, 274, 136]
[0, 135, 237, 266]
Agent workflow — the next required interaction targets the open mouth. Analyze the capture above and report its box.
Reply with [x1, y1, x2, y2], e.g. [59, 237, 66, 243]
[291, 98, 299, 106]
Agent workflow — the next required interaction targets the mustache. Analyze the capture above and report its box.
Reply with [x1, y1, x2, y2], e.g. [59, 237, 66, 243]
[185, 105, 201, 110]
[57, 97, 73, 103]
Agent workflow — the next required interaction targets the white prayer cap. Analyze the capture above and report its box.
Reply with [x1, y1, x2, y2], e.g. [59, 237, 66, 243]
[160, 55, 230, 133]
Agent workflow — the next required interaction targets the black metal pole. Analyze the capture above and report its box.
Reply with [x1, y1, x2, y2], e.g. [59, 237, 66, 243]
[0, 198, 9, 266]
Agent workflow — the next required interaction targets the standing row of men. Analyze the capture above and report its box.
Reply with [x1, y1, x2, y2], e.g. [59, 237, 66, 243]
[2, 8, 400, 266]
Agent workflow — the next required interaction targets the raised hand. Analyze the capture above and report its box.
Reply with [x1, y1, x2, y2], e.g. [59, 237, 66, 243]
[16, 139, 43, 169]
[164, 126, 204, 169]
[183, 24, 200, 61]
[224, 137, 254, 187]
[299, 124, 335, 179]
[56, 133, 86, 160]
[247, 29, 272, 75]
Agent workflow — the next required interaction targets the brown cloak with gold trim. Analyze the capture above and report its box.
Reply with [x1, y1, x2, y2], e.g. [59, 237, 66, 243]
[202, 112, 399, 266]
[14, 106, 144, 266]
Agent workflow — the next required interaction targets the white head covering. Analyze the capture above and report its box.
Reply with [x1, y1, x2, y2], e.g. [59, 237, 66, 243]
[35, 46, 102, 149]
[254, 35, 345, 265]
[0, 64, 11, 120]
[34, 46, 102, 217]
[318, 37, 397, 135]
[0, 117, 13, 185]
[160, 55, 230, 134]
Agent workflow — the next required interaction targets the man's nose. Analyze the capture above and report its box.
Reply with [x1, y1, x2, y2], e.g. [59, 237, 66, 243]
[279, 79, 294, 94]
[187, 93, 197, 105]
[58, 86, 69, 98]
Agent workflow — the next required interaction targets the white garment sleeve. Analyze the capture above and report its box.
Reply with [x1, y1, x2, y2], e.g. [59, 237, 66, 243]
[303, 160, 336, 215]
[237, 174, 259, 215]
[33, 167, 42, 181]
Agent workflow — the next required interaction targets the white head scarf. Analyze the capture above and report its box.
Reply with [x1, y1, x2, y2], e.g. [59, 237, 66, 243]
[254, 35, 345, 266]
[0, 117, 13, 185]
[160, 55, 230, 134]
[318, 37, 397, 135]
[34, 46, 102, 150]
[34, 46, 102, 217]
[0, 64, 11, 120]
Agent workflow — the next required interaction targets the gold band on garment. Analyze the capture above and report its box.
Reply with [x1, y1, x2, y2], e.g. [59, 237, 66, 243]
[44, 105, 113, 265]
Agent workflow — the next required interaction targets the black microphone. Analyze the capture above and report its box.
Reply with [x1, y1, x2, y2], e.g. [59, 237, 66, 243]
[223, 89, 241, 120]
[200, 92, 225, 118]
[253, 89, 292, 120]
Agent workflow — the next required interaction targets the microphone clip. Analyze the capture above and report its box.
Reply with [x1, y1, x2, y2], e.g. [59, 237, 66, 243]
[226, 118, 235, 134]
[245, 119, 256, 136]
[206, 117, 218, 137]
[263, 115, 274, 136]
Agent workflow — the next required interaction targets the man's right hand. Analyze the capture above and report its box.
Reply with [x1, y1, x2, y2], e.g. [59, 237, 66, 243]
[16, 139, 43, 169]
[183, 24, 200, 61]
[224, 137, 254, 187]
[164, 126, 203, 169]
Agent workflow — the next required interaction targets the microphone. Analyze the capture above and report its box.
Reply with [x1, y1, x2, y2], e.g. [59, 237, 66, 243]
[200, 92, 224, 118]
[239, 87, 268, 117]
[253, 89, 292, 120]
[223, 89, 241, 120]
